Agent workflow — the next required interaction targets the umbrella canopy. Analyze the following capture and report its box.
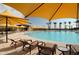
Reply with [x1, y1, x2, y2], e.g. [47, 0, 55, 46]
[0, 10, 28, 43]
[4, 3, 78, 20]
[0, 10, 28, 25]
[0, 24, 16, 27]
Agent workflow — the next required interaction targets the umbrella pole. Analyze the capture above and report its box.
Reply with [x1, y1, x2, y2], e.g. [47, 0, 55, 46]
[6, 17, 8, 43]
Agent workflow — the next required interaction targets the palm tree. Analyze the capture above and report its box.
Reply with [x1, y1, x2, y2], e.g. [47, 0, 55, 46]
[68, 21, 71, 29]
[47, 21, 51, 30]
[64, 22, 67, 29]
[53, 22, 57, 29]
[76, 20, 79, 28]
[59, 22, 62, 29]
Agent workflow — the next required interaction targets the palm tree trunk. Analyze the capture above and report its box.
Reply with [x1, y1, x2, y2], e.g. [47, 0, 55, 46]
[59, 22, 62, 29]
[47, 21, 51, 30]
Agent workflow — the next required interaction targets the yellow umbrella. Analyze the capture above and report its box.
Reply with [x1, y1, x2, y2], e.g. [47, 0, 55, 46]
[16, 25, 25, 30]
[0, 10, 28, 25]
[0, 24, 18, 29]
[4, 3, 78, 20]
[0, 10, 28, 43]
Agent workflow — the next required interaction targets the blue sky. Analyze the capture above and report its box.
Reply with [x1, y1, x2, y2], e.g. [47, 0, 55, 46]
[28, 17, 76, 28]
[0, 3, 77, 28]
[0, 3, 24, 18]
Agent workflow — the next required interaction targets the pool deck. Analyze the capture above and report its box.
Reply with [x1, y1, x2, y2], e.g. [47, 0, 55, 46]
[0, 31, 79, 55]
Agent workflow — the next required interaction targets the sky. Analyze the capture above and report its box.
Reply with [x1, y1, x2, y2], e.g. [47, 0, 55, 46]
[28, 17, 76, 28]
[0, 3, 77, 28]
[0, 3, 24, 18]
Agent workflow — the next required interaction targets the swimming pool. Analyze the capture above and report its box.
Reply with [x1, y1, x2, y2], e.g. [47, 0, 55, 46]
[25, 31, 79, 44]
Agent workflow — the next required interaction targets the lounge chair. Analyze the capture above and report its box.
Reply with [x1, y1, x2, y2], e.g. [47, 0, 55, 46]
[19, 39, 38, 54]
[66, 44, 79, 55]
[9, 39, 22, 48]
[37, 42, 57, 55]
[19, 39, 31, 50]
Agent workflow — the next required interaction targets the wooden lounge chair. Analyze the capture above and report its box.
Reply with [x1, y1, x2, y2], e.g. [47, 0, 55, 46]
[19, 39, 31, 51]
[37, 42, 57, 55]
[67, 44, 79, 55]
[19, 39, 38, 54]
[9, 39, 22, 48]
[66, 44, 79, 55]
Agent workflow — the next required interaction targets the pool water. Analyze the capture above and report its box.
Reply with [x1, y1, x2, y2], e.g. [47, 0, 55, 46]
[25, 31, 79, 44]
